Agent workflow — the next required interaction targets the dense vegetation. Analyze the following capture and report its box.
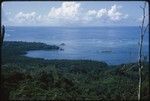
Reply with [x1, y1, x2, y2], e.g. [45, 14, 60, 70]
[1, 41, 149, 100]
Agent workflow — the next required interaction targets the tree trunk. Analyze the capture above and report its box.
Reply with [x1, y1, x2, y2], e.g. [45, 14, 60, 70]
[1, 25, 5, 46]
[138, 2, 148, 101]
[138, 66, 142, 100]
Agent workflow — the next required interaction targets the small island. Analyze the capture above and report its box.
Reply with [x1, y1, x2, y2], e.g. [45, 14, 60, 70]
[101, 50, 112, 53]
[60, 43, 65, 46]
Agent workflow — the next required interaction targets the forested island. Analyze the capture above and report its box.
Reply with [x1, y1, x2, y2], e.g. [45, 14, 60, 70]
[1, 41, 149, 100]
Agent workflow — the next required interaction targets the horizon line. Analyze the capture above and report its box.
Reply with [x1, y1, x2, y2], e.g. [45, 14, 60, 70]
[3, 25, 141, 27]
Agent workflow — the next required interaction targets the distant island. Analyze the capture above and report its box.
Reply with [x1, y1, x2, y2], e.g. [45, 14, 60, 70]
[101, 50, 112, 53]
[59, 43, 66, 46]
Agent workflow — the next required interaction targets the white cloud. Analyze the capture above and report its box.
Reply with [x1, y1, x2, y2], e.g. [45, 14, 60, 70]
[87, 10, 97, 16]
[107, 5, 122, 21]
[6, 2, 129, 26]
[7, 2, 80, 25]
[10, 12, 42, 24]
[48, 2, 128, 24]
[97, 9, 107, 18]
[48, 2, 80, 20]
[86, 4, 128, 22]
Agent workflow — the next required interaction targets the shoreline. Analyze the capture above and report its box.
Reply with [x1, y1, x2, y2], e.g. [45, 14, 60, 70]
[2, 41, 149, 100]
[2, 41, 149, 66]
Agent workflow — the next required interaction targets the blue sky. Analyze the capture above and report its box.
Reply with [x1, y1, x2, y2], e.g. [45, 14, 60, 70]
[1, 1, 149, 26]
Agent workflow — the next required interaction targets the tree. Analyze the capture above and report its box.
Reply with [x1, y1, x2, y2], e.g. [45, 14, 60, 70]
[138, 2, 149, 101]
[1, 25, 5, 46]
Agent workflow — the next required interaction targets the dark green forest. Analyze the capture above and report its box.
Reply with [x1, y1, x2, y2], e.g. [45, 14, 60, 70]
[1, 41, 149, 100]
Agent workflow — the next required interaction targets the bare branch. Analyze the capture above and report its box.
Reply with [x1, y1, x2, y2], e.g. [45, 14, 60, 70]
[144, 24, 149, 35]
[139, 26, 142, 31]
[138, 1, 148, 101]
[140, 5, 144, 9]
[126, 64, 138, 72]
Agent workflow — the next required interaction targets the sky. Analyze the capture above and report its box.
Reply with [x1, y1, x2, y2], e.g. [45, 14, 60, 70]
[1, 1, 149, 26]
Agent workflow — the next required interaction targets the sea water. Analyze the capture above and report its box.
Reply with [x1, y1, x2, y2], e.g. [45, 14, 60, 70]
[5, 26, 149, 65]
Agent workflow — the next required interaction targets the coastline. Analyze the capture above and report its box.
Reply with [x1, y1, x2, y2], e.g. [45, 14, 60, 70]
[1, 41, 149, 100]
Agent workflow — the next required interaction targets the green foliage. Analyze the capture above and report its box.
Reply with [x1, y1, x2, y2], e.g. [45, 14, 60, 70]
[1, 41, 149, 100]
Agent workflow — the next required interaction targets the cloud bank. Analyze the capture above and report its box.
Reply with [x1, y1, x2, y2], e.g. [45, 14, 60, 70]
[86, 4, 128, 22]
[9, 12, 42, 24]
[3, 2, 129, 26]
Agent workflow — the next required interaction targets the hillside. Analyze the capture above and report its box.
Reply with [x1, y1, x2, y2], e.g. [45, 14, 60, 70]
[1, 41, 149, 100]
